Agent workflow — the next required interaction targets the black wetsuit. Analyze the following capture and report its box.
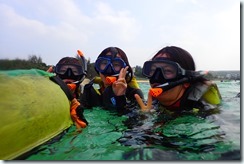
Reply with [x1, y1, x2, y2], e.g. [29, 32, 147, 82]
[80, 78, 144, 114]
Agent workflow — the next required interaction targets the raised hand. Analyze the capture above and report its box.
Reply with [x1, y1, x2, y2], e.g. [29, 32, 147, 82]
[134, 92, 153, 112]
[112, 66, 129, 96]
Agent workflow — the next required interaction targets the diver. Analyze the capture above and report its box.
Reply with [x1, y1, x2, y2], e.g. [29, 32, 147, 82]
[48, 50, 89, 130]
[80, 47, 144, 114]
[135, 46, 222, 121]
[118, 46, 224, 155]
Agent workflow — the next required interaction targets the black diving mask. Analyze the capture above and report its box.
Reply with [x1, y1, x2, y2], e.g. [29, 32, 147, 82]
[142, 58, 186, 81]
[142, 58, 207, 97]
[55, 64, 85, 81]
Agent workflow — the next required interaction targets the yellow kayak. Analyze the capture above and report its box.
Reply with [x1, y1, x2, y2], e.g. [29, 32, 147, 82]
[0, 69, 73, 160]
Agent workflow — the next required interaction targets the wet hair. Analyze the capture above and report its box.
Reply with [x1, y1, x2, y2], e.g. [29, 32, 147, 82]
[152, 46, 209, 84]
[56, 57, 83, 66]
[96, 47, 133, 83]
[152, 46, 196, 71]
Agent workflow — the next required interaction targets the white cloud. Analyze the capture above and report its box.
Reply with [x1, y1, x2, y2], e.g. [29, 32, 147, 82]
[0, 0, 141, 65]
[92, 2, 140, 42]
[0, 0, 240, 70]
[154, 0, 240, 71]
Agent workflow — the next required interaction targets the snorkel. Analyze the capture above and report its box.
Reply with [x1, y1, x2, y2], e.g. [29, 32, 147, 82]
[75, 49, 87, 83]
[149, 71, 208, 97]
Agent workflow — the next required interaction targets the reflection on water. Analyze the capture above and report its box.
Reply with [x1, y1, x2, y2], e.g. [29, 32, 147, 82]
[26, 80, 240, 160]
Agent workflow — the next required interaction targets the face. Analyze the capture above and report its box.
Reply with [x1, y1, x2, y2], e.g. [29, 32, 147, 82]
[150, 53, 186, 106]
[99, 53, 123, 86]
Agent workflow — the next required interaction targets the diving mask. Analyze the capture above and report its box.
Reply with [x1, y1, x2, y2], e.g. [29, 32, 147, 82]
[55, 51, 87, 82]
[95, 57, 126, 76]
[142, 58, 208, 97]
[142, 58, 186, 80]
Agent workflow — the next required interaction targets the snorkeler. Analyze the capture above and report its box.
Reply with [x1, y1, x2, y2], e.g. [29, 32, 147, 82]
[135, 46, 222, 119]
[49, 50, 89, 129]
[80, 47, 144, 114]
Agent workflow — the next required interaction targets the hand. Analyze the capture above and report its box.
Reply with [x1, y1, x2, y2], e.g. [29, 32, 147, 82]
[76, 105, 89, 125]
[70, 98, 88, 129]
[46, 66, 54, 73]
[112, 66, 129, 96]
[134, 92, 153, 112]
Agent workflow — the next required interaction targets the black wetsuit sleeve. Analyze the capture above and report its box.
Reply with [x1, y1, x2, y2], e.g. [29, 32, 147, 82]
[126, 87, 144, 102]
[102, 86, 127, 113]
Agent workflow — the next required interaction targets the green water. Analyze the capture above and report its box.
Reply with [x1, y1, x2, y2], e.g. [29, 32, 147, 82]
[26, 81, 240, 160]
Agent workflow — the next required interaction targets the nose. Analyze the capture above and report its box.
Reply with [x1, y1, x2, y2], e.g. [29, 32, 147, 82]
[149, 68, 165, 84]
[105, 64, 113, 74]
[153, 68, 162, 79]
[66, 68, 73, 77]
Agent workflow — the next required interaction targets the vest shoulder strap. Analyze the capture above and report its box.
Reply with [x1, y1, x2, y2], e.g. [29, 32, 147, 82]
[49, 76, 74, 101]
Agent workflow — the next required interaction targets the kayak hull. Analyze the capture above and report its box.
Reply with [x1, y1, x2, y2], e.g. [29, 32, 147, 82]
[0, 69, 73, 160]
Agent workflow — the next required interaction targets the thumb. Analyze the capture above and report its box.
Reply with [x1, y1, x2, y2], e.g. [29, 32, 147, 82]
[134, 94, 147, 111]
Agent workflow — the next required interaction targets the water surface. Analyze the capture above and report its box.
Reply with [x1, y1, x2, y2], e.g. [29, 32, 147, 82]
[26, 80, 240, 160]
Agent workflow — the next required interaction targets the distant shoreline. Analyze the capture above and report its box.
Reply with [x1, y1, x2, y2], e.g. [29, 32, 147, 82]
[137, 80, 149, 83]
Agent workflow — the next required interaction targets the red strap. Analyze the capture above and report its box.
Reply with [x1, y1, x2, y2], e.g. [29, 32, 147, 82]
[166, 99, 181, 110]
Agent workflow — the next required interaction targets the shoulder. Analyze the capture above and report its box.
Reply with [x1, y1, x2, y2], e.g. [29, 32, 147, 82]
[128, 76, 140, 89]
[201, 81, 222, 105]
[187, 81, 220, 101]
[184, 80, 221, 111]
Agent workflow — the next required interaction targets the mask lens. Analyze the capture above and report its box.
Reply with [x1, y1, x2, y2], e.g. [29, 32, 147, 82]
[143, 60, 178, 80]
[142, 61, 153, 77]
[112, 59, 125, 72]
[161, 63, 177, 79]
[95, 58, 110, 72]
[56, 64, 83, 76]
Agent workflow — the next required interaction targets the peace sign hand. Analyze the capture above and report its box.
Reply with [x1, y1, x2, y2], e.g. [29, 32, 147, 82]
[112, 66, 129, 96]
[134, 92, 153, 112]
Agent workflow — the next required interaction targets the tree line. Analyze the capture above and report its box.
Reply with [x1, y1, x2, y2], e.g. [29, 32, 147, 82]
[0, 55, 48, 71]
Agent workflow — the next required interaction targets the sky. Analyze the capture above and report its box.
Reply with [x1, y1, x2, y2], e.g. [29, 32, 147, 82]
[0, 0, 240, 71]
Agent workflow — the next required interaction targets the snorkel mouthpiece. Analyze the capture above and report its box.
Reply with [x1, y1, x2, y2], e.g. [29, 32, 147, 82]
[67, 83, 77, 92]
[106, 76, 117, 85]
[149, 88, 163, 97]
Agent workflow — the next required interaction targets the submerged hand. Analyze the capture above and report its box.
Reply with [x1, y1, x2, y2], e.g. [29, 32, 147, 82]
[134, 92, 153, 112]
[112, 66, 129, 96]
